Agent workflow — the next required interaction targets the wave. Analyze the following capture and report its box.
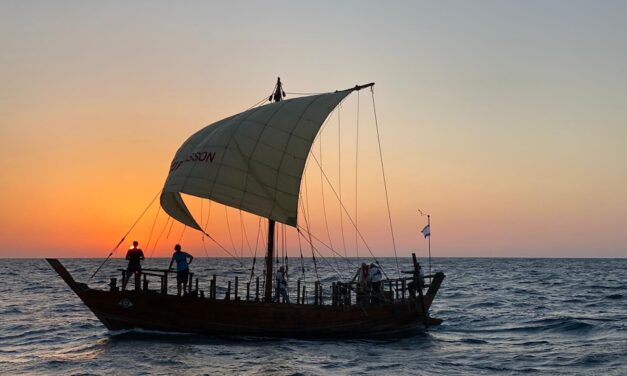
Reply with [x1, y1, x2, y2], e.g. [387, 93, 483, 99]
[605, 294, 622, 300]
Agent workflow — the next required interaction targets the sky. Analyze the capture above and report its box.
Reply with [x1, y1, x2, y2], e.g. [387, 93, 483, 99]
[1, 1, 626, 258]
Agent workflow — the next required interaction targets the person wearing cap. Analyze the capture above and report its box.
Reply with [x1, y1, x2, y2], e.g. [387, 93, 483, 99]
[168, 244, 194, 296]
[368, 263, 383, 304]
[123, 240, 145, 290]
[274, 266, 290, 303]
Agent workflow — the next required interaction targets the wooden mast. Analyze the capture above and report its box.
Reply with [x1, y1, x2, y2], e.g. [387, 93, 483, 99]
[264, 77, 285, 302]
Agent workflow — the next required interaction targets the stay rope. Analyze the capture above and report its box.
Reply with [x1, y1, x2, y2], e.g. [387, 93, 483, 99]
[149, 216, 171, 258]
[247, 217, 262, 285]
[144, 205, 161, 256]
[370, 87, 401, 278]
[355, 91, 360, 258]
[319, 137, 335, 254]
[308, 152, 390, 280]
[301, 175, 321, 282]
[337, 106, 348, 258]
[89, 189, 161, 281]
[297, 229, 343, 279]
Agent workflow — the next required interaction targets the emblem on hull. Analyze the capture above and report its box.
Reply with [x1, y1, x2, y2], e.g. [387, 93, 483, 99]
[118, 298, 133, 309]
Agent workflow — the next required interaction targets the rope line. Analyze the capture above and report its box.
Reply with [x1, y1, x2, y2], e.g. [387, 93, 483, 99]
[296, 225, 352, 264]
[370, 88, 401, 278]
[248, 217, 262, 285]
[89, 190, 161, 281]
[149, 216, 171, 258]
[319, 137, 335, 253]
[245, 96, 270, 111]
[178, 225, 187, 243]
[308, 152, 389, 280]
[297, 229, 343, 279]
[354, 91, 360, 258]
[224, 206, 238, 257]
[301, 175, 320, 282]
[144, 205, 161, 257]
[337, 106, 348, 257]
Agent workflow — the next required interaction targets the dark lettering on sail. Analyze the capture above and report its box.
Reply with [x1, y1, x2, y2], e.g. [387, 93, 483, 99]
[170, 152, 216, 172]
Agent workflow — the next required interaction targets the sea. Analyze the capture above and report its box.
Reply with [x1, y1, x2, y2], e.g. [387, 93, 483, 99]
[1, 257, 625, 375]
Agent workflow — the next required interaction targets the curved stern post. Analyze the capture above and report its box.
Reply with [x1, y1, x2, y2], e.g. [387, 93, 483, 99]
[46, 258, 88, 294]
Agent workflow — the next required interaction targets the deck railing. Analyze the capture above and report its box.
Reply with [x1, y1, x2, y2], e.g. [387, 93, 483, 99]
[109, 254, 432, 308]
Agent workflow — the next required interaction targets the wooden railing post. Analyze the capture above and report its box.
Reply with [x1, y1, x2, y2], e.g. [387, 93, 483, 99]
[402, 278, 406, 302]
[162, 272, 168, 294]
[226, 281, 231, 300]
[255, 277, 260, 302]
[234, 277, 239, 301]
[211, 275, 216, 299]
[134, 272, 141, 291]
[188, 272, 194, 294]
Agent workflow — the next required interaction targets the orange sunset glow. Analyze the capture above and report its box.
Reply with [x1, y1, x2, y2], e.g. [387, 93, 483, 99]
[1, 2, 626, 258]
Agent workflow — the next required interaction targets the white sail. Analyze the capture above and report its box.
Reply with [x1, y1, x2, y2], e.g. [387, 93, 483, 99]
[160, 90, 351, 230]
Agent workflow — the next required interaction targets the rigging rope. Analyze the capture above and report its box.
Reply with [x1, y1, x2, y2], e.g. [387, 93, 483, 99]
[203, 230, 244, 265]
[144, 205, 161, 257]
[297, 229, 343, 279]
[248, 217, 262, 285]
[297, 226, 306, 284]
[203, 200, 212, 232]
[149, 216, 171, 258]
[165, 217, 175, 239]
[240, 210, 254, 257]
[245, 96, 270, 111]
[319, 138, 335, 253]
[355, 91, 360, 258]
[224, 206, 239, 257]
[337, 106, 348, 258]
[370, 87, 401, 278]
[301, 175, 320, 282]
[308, 152, 390, 280]
[89, 190, 161, 281]
[296, 225, 352, 265]
[178, 225, 187, 243]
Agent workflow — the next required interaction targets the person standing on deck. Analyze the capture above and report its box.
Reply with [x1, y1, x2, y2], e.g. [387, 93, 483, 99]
[274, 266, 290, 303]
[369, 263, 383, 304]
[168, 244, 194, 296]
[123, 240, 144, 290]
[356, 263, 370, 304]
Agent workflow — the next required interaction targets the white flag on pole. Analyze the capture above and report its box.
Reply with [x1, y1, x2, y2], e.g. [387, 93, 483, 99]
[421, 224, 430, 238]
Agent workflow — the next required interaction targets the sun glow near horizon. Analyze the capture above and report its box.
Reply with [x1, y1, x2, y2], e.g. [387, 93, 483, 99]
[1, 2, 626, 258]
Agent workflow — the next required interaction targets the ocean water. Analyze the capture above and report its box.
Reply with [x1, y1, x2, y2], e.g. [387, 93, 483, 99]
[0, 257, 625, 375]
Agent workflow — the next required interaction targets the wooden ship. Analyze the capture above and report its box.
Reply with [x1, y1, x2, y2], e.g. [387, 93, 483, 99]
[48, 79, 445, 338]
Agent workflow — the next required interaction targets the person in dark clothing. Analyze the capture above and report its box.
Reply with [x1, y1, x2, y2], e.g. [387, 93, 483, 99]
[123, 240, 144, 290]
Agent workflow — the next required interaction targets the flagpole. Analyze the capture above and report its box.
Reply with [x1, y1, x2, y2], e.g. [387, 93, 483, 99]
[427, 214, 431, 282]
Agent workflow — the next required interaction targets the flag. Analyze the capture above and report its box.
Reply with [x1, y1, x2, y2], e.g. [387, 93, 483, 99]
[421, 224, 430, 238]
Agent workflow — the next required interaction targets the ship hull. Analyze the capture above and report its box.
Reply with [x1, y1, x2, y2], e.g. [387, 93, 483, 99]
[47, 259, 444, 338]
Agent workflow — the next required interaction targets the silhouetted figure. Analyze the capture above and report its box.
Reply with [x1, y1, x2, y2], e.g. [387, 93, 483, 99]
[368, 263, 383, 304]
[274, 266, 289, 303]
[356, 262, 370, 304]
[168, 244, 193, 296]
[123, 240, 144, 290]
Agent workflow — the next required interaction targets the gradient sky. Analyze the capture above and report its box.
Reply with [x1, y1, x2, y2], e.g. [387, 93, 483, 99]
[1, 1, 626, 258]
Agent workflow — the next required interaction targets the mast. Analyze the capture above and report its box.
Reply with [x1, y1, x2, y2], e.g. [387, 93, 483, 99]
[264, 77, 285, 302]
